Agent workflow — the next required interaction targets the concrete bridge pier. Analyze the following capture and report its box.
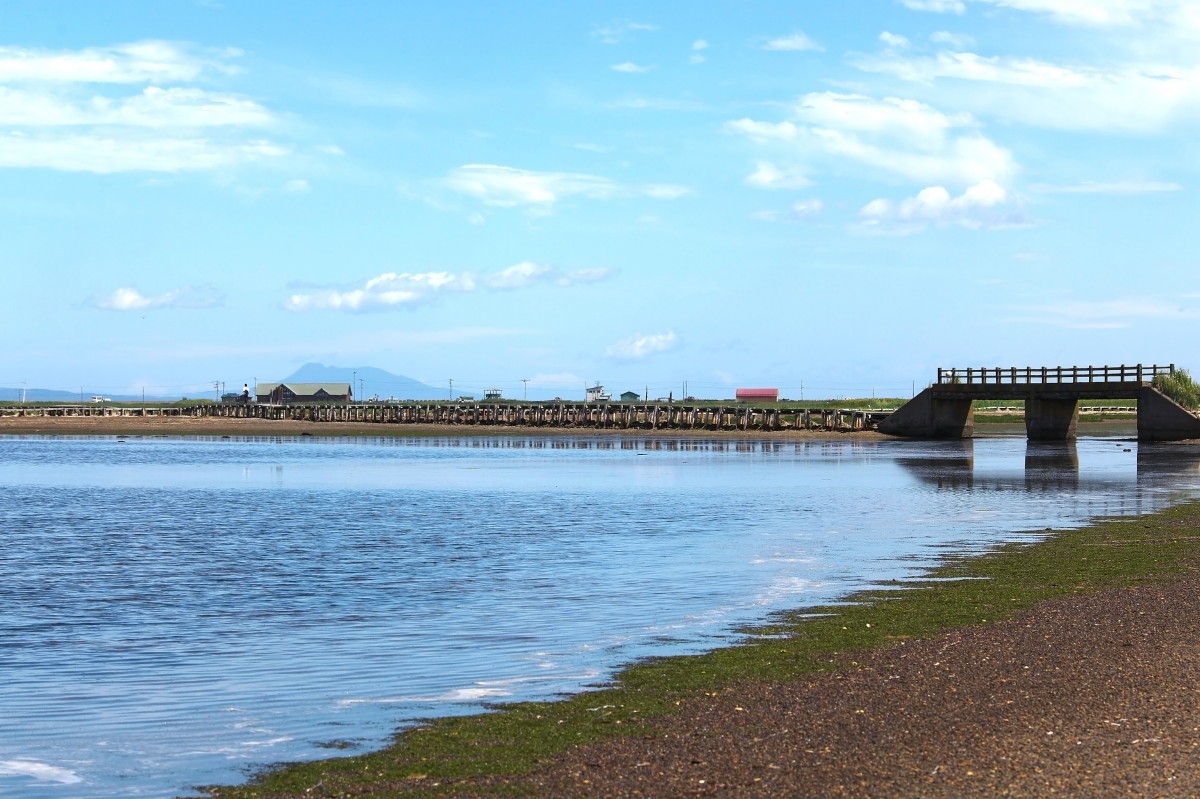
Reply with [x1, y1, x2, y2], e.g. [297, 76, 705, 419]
[1025, 397, 1079, 441]
[876, 388, 975, 438]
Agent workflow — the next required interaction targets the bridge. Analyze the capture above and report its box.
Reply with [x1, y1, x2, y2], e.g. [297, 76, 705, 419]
[878, 364, 1200, 441]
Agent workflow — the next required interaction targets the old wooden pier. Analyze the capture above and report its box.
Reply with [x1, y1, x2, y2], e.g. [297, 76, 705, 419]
[7, 401, 886, 432]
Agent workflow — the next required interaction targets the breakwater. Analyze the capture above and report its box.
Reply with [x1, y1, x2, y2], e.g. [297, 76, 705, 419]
[2, 402, 886, 431]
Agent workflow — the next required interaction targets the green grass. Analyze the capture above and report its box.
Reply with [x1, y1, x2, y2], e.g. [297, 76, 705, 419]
[1153, 369, 1200, 410]
[198, 500, 1200, 798]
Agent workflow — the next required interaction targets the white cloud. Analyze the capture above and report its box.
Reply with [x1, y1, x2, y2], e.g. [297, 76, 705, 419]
[850, 45, 1200, 133]
[0, 86, 276, 128]
[727, 92, 1016, 186]
[484, 261, 552, 289]
[592, 20, 659, 45]
[930, 30, 976, 47]
[0, 133, 286, 173]
[444, 165, 614, 206]
[606, 330, 678, 359]
[879, 32, 912, 49]
[744, 161, 812, 189]
[969, 0, 1164, 28]
[442, 164, 687, 208]
[612, 62, 654, 73]
[609, 96, 709, 111]
[1030, 180, 1183, 193]
[286, 262, 614, 312]
[92, 285, 224, 310]
[900, 0, 966, 12]
[753, 199, 824, 222]
[282, 178, 310, 193]
[0, 40, 293, 174]
[692, 39, 710, 51]
[858, 179, 1028, 232]
[285, 271, 475, 312]
[761, 32, 824, 52]
[0, 41, 236, 84]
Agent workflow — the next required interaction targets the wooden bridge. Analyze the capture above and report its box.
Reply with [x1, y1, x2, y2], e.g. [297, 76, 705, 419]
[4, 401, 885, 433]
[879, 363, 1200, 441]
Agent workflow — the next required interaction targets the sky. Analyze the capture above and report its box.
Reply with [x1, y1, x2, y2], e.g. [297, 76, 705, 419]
[1, 0, 1197, 401]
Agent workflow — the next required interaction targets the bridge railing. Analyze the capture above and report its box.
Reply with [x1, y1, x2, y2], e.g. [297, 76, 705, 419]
[936, 364, 1173, 385]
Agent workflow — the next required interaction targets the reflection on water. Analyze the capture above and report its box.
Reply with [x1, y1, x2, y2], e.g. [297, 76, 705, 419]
[0, 434, 1199, 799]
[1025, 442, 1080, 490]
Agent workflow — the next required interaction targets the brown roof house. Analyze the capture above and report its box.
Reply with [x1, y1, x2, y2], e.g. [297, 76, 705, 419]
[256, 382, 353, 404]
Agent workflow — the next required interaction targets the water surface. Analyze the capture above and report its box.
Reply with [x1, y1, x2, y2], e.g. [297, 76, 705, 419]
[1, 434, 1198, 798]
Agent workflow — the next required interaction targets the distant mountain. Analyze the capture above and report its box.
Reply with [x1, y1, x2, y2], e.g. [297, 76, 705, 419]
[0, 388, 187, 402]
[0, 387, 95, 402]
[279, 363, 445, 400]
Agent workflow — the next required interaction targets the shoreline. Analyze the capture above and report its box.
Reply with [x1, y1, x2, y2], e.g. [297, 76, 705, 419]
[0, 414, 1140, 440]
[196, 494, 1200, 797]
[0, 414, 892, 440]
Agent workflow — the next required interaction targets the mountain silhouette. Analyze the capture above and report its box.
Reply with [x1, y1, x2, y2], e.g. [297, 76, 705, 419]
[279, 363, 444, 400]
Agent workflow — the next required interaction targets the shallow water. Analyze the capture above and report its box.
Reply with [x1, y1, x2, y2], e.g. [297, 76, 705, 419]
[1, 434, 1198, 798]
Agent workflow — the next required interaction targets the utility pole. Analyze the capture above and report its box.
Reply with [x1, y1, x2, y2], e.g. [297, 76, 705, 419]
[213, 381, 220, 401]
[522, 379, 528, 401]
[448, 378, 453, 401]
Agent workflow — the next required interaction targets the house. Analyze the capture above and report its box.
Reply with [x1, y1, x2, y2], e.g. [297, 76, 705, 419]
[735, 388, 779, 403]
[585, 384, 611, 403]
[255, 382, 353, 404]
[619, 391, 641, 402]
[484, 388, 503, 400]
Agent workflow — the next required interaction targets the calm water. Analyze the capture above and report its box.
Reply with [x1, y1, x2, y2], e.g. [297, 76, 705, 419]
[2, 433, 1199, 798]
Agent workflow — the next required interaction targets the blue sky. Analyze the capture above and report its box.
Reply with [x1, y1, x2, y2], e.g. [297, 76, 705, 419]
[1, 0, 1196, 401]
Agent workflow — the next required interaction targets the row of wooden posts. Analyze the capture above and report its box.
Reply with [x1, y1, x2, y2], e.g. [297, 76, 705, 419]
[202, 402, 883, 431]
[6, 402, 883, 432]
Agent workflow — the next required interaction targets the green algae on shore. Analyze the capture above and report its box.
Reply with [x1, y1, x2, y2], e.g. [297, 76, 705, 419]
[197, 497, 1200, 798]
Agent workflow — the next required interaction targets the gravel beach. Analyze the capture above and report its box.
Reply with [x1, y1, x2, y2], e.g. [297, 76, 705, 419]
[478, 570, 1200, 798]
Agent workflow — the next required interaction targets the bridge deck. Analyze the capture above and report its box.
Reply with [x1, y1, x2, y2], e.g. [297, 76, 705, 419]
[931, 381, 1147, 401]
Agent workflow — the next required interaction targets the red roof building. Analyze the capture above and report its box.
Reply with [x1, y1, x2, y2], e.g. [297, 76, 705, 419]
[735, 388, 779, 402]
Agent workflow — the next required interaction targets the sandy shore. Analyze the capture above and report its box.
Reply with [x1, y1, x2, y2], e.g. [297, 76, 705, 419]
[0, 414, 890, 440]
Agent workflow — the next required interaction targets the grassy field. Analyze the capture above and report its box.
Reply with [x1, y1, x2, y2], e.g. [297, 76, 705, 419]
[200, 496, 1200, 798]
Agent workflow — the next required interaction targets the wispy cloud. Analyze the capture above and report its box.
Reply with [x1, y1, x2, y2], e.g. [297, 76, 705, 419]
[91, 285, 224, 311]
[285, 262, 614, 312]
[900, 0, 966, 12]
[1011, 297, 1200, 328]
[853, 14, 1200, 133]
[727, 91, 1016, 187]
[761, 32, 824, 52]
[0, 133, 286, 173]
[442, 164, 687, 209]
[592, 20, 659, 45]
[858, 179, 1029, 233]
[0, 40, 291, 173]
[285, 271, 473, 312]
[1030, 180, 1183, 194]
[606, 330, 678, 359]
[744, 161, 811, 189]
[611, 62, 655, 73]
[752, 199, 824, 222]
[0, 40, 238, 84]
